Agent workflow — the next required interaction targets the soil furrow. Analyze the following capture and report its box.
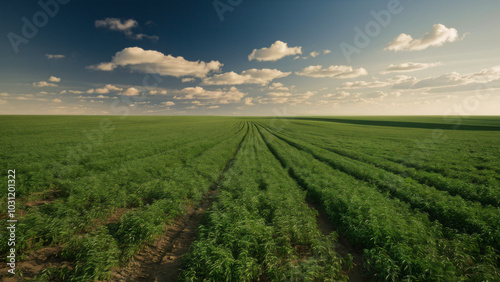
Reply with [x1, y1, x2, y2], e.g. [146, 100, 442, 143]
[110, 122, 250, 281]
[253, 122, 368, 282]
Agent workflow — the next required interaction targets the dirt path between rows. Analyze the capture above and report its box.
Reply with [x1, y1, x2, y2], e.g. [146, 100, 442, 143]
[110, 191, 216, 281]
[111, 124, 249, 281]
[307, 202, 368, 282]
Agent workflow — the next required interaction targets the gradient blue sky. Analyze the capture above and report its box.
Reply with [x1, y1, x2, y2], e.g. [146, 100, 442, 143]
[1, 0, 499, 115]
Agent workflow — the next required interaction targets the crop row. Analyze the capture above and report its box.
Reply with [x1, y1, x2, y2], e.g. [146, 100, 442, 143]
[283, 122, 500, 207]
[285, 120, 500, 186]
[180, 123, 347, 281]
[262, 124, 500, 250]
[2, 120, 247, 280]
[277, 122, 500, 207]
[256, 123, 499, 281]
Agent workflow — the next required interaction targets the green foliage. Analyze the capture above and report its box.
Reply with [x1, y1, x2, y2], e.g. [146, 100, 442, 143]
[1, 116, 499, 281]
[61, 227, 120, 280]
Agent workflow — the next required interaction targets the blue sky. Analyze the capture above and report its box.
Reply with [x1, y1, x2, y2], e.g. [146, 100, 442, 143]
[1, 0, 499, 115]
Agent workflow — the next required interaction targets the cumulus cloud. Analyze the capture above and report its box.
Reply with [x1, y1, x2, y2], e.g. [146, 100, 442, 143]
[88, 47, 222, 78]
[203, 68, 290, 85]
[323, 50, 331, 55]
[68, 90, 83, 94]
[120, 87, 141, 96]
[174, 86, 245, 104]
[207, 105, 219, 109]
[33, 76, 61, 87]
[88, 62, 116, 71]
[385, 24, 461, 52]
[382, 62, 442, 74]
[48, 76, 61, 82]
[402, 66, 500, 89]
[33, 81, 58, 87]
[52, 98, 62, 103]
[340, 66, 500, 92]
[45, 54, 65, 59]
[181, 78, 195, 83]
[88, 84, 123, 94]
[248, 40, 302, 61]
[244, 97, 254, 106]
[258, 91, 315, 105]
[95, 18, 158, 40]
[149, 90, 167, 95]
[268, 82, 290, 91]
[0, 92, 10, 97]
[340, 75, 416, 89]
[296, 65, 368, 79]
[161, 101, 175, 106]
[324, 91, 351, 99]
[310, 51, 320, 58]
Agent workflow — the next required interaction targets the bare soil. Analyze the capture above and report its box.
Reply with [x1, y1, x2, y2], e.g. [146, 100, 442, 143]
[307, 202, 368, 282]
[110, 190, 216, 281]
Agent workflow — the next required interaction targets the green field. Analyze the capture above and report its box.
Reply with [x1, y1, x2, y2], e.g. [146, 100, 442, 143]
[1, 116, 500, 281]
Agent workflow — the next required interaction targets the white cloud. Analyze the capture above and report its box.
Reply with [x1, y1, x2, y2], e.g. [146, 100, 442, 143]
[268, 82, 290, 91]
[296, 65, 368, 79]
[310, 51, 320, 58]
[45, 54, 65, 59]
[258, 91, 315, 105]
[120, 87, 141, 96]
[95, 18, 158, 40]
[267, 91, 292, 97]
[149, 90, 168, 95]
[87, 62, 116, 71]
[248, 40, 302, 62]
[161, 101, 175, 106]
[52, 98, 62, 103]
[244, 97, 254, 106]
[69, 90, 83, 94]
[174, 86, 245, 104]
[88, 47, 222, 78]
[47, 76, 60, 82]
[203, 68, 290, 85]
[0, 92, 9, 97]
[181, 78, 195, 83]
[90, 84, 123, 94]
[385, 24, 461, 52]
[340, 75, 416, 89]
[60, 90, 67, 94]
[324, 91, 351, 99]
[91, 90, 103, 95]
[382, 62, 441, 74]
[323, 50, 331, 55]
[340, 66, 500, 92]
[402, 66, 500, 89]
[207, 105, 219, 109]
[33, 81, 57, 87]
[95, 18, 137, 31]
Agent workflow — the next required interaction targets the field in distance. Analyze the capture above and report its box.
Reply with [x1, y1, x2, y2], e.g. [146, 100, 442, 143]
[0, 115, 499, 281]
